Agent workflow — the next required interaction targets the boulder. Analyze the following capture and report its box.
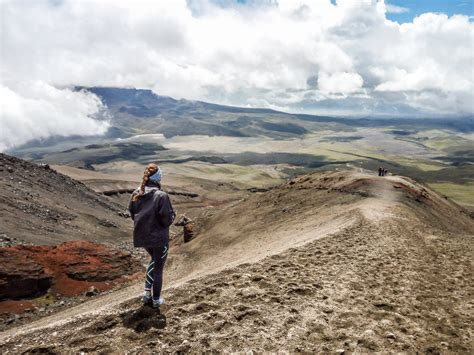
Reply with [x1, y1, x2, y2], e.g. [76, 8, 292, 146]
[0, 240, 141, 302]
[85, 286, 99, 297]
[56, 240, 140, 282]
[0, 249, 53, 300]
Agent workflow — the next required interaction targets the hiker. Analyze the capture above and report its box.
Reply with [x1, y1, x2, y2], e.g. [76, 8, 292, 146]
[129, 163, 175, 309]
[378, 167, 383, 176]
[384, 168, 388, 176]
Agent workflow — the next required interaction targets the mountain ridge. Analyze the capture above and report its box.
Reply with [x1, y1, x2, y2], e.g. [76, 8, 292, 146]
[76, 87, 474, 139]
[1, 169, 472, 352]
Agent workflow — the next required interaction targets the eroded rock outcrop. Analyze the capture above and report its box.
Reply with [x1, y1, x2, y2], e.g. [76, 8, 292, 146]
[0, 249, 53, 300]
[0, 241, 141, 303]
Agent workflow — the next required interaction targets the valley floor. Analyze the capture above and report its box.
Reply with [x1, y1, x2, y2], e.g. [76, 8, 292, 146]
[1, 201, 472, 353]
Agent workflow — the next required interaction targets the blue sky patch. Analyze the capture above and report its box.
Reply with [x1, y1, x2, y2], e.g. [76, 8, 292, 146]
[385, 0, 472, 23]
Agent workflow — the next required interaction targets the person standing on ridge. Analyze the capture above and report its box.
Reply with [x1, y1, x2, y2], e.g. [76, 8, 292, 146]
[129, 163, 175, 309]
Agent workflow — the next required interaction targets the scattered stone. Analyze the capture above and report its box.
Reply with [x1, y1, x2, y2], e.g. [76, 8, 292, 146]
[385, 332, 396, 340]
[373, 302, 395, 311]
[364, 329, 375, 337]
[176, 340, 191, 352]
[98, 219, 118, 228]
[85, 286, 100, 297]
[5, 314, 20, 324]
[117, 210, 131, 218]
[0, 234, 22, 248]
[121, 306, 166, 332]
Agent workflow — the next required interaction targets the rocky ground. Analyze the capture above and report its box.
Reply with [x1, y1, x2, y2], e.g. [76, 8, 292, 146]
[0, 170, 472, 353]
[0, 153, 132, 245]
[0, 241, 142, 328]
[1, 208, 472, 353]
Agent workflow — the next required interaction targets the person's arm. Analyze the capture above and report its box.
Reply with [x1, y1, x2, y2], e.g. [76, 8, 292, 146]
[128, 193, 136, 220]
[156, 192, 175, 227]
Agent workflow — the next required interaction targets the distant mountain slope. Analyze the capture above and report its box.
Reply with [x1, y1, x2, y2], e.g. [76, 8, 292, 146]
[78, 87, 337, 139]
[79, 87, 474, 139]
[0, 154, 131, 245]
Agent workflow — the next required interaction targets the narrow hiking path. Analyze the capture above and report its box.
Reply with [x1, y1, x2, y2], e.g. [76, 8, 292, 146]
[1, 205, 472, 353]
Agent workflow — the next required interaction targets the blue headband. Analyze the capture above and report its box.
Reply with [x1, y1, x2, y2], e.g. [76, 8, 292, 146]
[149, 168, 162, 183]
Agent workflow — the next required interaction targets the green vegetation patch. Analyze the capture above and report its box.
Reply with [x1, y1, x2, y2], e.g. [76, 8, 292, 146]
[428, 182, 474, 208]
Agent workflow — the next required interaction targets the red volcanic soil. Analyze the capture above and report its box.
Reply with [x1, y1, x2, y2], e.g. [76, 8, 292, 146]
[0, 241, 142, 314]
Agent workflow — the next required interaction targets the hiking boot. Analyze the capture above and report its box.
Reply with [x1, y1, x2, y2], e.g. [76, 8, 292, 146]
[152, 297, 165, 309]
[143, 296, 152, 306]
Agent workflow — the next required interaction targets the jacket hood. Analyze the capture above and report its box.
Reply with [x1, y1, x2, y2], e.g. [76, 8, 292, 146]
[137, 186, 160, 200]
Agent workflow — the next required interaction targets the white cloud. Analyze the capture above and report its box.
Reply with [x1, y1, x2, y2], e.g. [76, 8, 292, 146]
[0, 0, 473, 150]
[0, 82, 109, 152]
[385, 3, 409, 14]
[318, 72, 364, 94]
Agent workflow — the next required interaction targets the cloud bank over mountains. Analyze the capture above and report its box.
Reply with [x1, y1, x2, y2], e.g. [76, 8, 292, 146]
[0, 83, 109, 152]
[0, 0, 473, 150]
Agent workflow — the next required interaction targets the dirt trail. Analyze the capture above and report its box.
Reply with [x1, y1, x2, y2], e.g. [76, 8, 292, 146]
[2, 207, 472, 353]
[0, 213, 357, 344]
[1, 171, 472, 352]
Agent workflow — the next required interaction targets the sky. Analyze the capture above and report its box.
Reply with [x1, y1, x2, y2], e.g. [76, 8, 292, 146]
[0, 0, 473, 151]
[383, 0, 473, 23]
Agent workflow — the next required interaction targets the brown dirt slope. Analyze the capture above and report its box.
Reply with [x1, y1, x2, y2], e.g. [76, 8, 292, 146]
[0, 170, 473, 352]
[168, 170, 473, 282]
[0, 154, 132, 245]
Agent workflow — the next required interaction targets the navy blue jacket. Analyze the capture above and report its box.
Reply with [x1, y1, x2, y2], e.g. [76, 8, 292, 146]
[128, 183, 175, 248]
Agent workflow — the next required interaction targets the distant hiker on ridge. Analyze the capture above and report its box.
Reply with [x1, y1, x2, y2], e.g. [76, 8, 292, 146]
[129, 163, 175, 309]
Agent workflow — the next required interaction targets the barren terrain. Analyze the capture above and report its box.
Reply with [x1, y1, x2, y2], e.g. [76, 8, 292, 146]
[1, 170, 472, 353]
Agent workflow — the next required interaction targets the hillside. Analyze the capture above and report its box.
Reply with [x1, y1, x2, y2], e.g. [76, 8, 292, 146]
[81, 87, 474, 139]
[168, 170, 474, 282]
[1, 170, 472, 352]
[9, 87, 473, 211]
[0, 153, 132, 245]
[80, 87, 314, 139]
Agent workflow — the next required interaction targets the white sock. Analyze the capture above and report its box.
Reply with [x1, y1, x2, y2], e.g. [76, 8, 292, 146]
[144, 289, 152, 299]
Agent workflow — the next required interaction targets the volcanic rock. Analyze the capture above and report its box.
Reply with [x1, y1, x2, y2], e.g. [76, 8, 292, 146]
[0, 240, 142, 302]
[85, 286, 99, 297]
[0, 249, 53, 300]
